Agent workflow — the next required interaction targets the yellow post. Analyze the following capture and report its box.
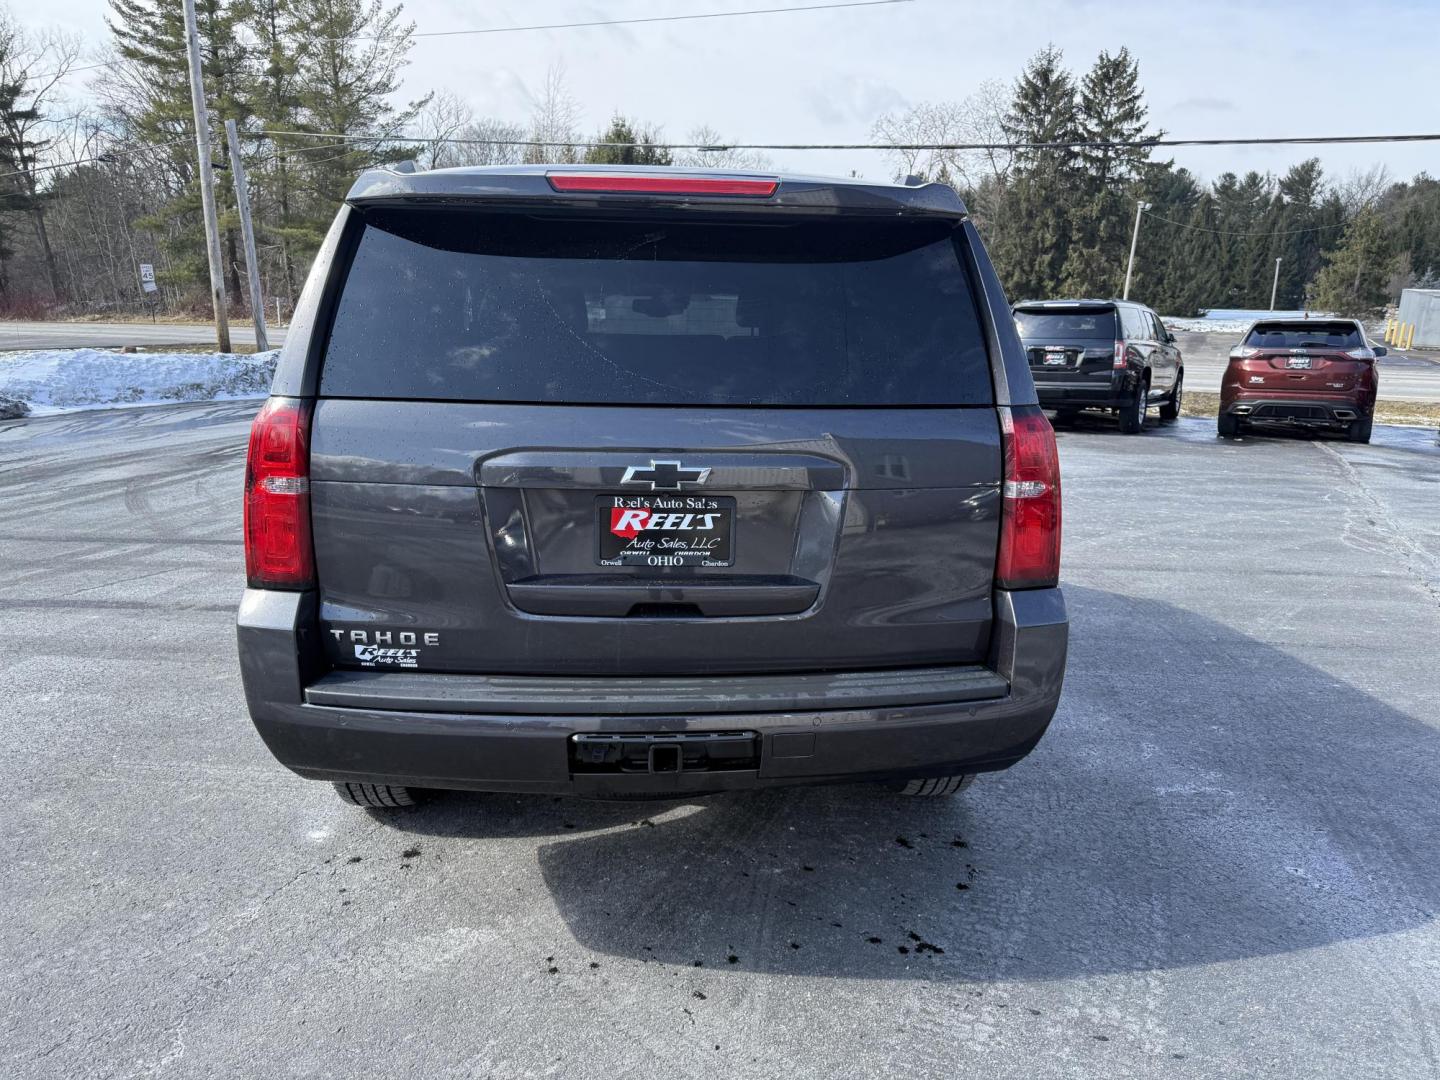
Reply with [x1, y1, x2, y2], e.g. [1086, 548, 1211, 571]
[1384, 319, 1395, 343]
[1406, 323, 1418, 349]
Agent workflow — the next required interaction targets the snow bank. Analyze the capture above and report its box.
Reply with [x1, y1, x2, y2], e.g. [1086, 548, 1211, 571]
[0, 348, 278, 417]
[1163, 309, 1338, 335]
[1162, 317, 1254, 335]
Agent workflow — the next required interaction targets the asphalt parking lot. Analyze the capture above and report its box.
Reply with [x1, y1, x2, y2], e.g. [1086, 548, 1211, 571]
[3, 403, 1439, 1079]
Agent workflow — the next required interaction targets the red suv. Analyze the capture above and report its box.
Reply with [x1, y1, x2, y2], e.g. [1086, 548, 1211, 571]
[1219, 319, 1384, 443]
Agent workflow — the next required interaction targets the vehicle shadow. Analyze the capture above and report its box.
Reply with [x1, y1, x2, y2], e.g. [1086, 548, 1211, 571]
[1217, 421, 1440, 455]
[389, 584, 1440, 981]
[1048, 409, 1175, 437]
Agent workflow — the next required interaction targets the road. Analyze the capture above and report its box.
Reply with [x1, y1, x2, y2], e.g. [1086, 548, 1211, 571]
[0, 320, 286, 351]
[3, 403, 1439, 1079]
[1172, 329, 1440, 401]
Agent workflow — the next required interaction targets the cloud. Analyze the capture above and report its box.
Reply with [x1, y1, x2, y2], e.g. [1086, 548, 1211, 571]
[806, 76, 909, 128]
[1171, 96, 1237, 113]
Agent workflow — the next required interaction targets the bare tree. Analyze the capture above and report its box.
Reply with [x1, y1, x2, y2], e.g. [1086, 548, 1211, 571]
[452, 117, 527, 167]
[871, 80, 1012, 189]
[958, 79, 1013, 185]
[415, 88, 473, 169]
[0, 10, 82, 300]
[672, 125, 772, 171]
[415, 93, 528, 168]
[1335, 164, 1392, 213]
[524, 62, 579, 164]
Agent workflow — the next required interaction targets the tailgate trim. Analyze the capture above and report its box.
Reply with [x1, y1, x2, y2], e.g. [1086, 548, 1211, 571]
[304, 664, 1008, 716]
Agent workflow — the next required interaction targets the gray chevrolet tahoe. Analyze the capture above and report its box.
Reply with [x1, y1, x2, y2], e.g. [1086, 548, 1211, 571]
[237, 165, 1068, 809]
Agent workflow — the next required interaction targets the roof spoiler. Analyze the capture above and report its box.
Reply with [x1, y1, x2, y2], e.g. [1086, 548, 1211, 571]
[345, 165, 969, 219]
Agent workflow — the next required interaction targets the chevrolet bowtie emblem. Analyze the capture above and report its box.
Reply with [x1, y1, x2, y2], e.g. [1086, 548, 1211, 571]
[619, 460, 711, 491]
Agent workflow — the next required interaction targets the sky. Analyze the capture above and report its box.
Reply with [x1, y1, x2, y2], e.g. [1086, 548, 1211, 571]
[27, 0, 1440, 186]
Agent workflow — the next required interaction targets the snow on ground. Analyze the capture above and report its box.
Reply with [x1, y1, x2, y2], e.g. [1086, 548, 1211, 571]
[0, 348, 277, 417]
[1162, 317, 1254, 335]
[1162, 310, 1341, 335]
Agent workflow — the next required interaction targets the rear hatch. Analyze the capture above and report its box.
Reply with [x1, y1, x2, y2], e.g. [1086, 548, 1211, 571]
[308, 196, 1002, 677]
[1014, 304, 1118, 383]
[1229, 321, 1377, 396]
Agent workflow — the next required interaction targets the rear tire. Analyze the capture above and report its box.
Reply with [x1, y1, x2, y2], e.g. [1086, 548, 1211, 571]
[1118, 381, 1148, 434]
[332, 781, 416, 808]
[892, 774, 976, 797]
[1346, 416, 1373, 443]
[1217, 412, 1240, 438]
[1159, 373, 1183, 422]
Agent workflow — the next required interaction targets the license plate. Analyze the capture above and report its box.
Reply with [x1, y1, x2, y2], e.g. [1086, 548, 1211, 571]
[1043, 349, 1068, 365]
[597, 494, 735, 568]
[1286, 356, 1313, 369]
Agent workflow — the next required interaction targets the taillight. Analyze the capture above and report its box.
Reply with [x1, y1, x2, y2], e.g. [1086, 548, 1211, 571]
[1113, 340, 1127, 368]
[1229, 345, 1259, 360]
[997, 406, 1061, 590]
[546, 173, 778, 197]
[244, 397, 314, 589]
[1344, 346, 1376, 360]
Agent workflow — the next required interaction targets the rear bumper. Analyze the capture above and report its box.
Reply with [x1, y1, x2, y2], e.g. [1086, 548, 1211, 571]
[1223, 395, 1369, 429]
[237, 588, 1067, 796]
[1032, 377, 1125, 409]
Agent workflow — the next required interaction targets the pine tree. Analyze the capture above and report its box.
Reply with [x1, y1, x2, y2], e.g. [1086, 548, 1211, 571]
[1270, 159, 1337, 308]
[582, 116, 672, 167]
[991, 45, 1080, 299]
[1128, 164, 1202, 313]
[1060, 48, 1156, 297]
[1175, 194, 1223, 315]
[1376, 173, 1440, 285]
[0, 14, 72, 301]
[1312, 206, 1399, 314]
[244, 0, 307, 299]
[0, 37, 35, 296]
[105, 0, 249, 298]
[288, 0, 427, 243]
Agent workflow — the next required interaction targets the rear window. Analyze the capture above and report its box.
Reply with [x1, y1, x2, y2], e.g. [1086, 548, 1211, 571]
[1244, 322, 1362, 350]
[1013, 307, 1117, 340]
[318, 210, 993, 407]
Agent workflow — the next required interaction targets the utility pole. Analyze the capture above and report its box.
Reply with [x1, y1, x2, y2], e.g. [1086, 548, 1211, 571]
[225, 119, 270, 352]
[1122, 200, 1151, 300]
[181, 0, 230, 352]
[1270, 256, 1282, 311]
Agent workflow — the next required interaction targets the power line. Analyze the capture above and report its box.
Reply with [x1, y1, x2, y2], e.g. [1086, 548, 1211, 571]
[407, 0, 914, 40]
[32, 0, 914, 81]
[0, 140, 181, 182]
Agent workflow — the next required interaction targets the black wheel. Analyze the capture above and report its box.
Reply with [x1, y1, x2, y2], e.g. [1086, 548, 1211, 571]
[1118, 381, 1148, 434]
[1159, 372, 1183, 422]
[890, 774, 976, 797]
[1346, 416, 1373, 443]
[1217, 412, 1240, 438]
[333, 781, 416, 808]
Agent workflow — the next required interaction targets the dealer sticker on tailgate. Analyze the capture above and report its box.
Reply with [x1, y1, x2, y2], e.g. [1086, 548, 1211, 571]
[597, 494, 735, 568]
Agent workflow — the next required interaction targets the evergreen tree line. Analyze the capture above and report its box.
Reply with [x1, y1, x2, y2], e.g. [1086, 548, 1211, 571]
[880, 45, 1440, 316]
[1, 12, 1437, 320]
